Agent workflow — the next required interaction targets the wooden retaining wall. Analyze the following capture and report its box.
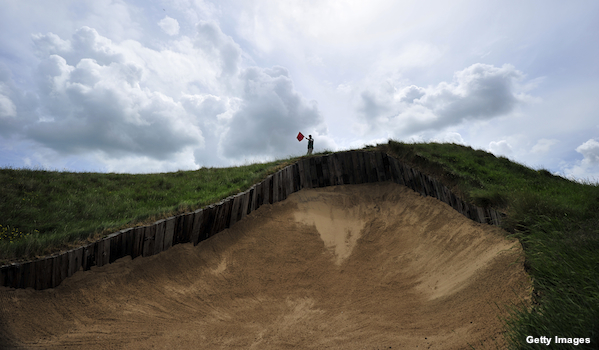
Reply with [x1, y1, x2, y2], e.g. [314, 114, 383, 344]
[0, 151, 506, 290]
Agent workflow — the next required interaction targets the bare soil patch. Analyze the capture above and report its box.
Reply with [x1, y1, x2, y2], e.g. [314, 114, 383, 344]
[0, 182, 531, 349]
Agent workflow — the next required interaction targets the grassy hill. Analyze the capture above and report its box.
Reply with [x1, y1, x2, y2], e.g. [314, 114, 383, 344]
[1, 141, 598, 348]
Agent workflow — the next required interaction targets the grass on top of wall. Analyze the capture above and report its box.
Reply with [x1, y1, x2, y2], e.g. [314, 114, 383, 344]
[380, 140, 599, 349]
[0, 157, 301, 264]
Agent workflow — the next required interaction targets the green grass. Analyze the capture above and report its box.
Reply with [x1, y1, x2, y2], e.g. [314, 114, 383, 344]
[0, 157, 303, 264]
[1, 143, 598, 348]
[381, 140, 599, 349]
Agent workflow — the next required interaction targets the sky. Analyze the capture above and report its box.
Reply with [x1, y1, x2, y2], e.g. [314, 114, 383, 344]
[0, 0, 598, 180]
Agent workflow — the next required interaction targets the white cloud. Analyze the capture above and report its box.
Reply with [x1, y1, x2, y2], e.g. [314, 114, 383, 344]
[0, 92, 16, 118]
[158, 16, 180, 36]
[358, 63, 532, 137]
[431, 132, 465, 145]
[560, 139, 599, 182]
[489, 140, 513, 156]
[195, 20, 242, 79]
[531, 138, 559, 154]
[576, 139, 599, 165]
[2, 20, 330, 171]
[220, 66, 330, 162]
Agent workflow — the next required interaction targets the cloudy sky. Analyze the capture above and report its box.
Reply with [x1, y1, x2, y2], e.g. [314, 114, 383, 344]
[1, 0, 598, 180]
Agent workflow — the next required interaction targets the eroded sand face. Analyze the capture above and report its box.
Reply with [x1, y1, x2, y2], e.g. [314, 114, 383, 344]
[0, 182, 531, 349]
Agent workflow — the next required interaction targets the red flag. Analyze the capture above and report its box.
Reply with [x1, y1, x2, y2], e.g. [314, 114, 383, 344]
[297, 132, 304, 142]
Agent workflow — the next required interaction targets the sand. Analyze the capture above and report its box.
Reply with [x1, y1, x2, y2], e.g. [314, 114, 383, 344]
[0, 182, 531, 349]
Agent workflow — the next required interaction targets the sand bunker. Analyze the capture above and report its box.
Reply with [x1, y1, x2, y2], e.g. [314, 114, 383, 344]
[0, 182, 530, 349]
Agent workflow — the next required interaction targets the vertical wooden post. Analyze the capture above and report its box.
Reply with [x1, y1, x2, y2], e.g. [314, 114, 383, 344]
[153, 219, 166, 255]
[23, 261, 35, 289]
[200, 204, 216, 240]
[142, 225, 156, 257]
[247, 186, 256, 215]
[164, 217, 175, 251]
[272, 172, 280, 203]
[240, 190, 251, 220]
[110, 231, 123, 263]
[68, 247, 83, 277]
[190, 208, 203, 245]
[230, 194, 241, 226]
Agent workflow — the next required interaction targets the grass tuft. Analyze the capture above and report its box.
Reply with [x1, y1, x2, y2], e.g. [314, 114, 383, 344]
[381, 140, 599, 349]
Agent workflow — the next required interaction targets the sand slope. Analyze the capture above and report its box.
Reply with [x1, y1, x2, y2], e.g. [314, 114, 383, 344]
[0, 182, 530, 349]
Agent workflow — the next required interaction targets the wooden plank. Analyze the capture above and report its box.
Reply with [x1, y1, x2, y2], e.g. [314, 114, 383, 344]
[283, 167, 290, 199]
[223, 197, 233, 228]
[389, 157, 403, 185]
[120, 228, 134, 258]
[229, 194, 242, 226]
[200, 204, 216, 240]
[108, 232, 122, 264]
[35, 257, 54, 290]
[33, 259, 45, 290]
[172, 215, 183, 245]
[300, 158, 312, 188]
[131, 227, 144, 259]
[142, 224, 156, 257]
[0, 265, 6, 287]
[182, 212, 194, 243]
[211, 202, 226, 236]
[297, 158, 306, 189]
[50, 254, 66, 288]
[358, 152, 369, 184]
[174, 213, 191, 245]
[361, 152, 371, 184]
[253, 182, 263, 210]
[369, 152, 379, 182]
[306, 158, 315, 188]
[58, 253, 69, 287]
[479, 207, 488, 224]
[68, 247, 83, 277]
[164, 217, 176, 250]
[22, 261, 35, 289]
[375, 152, 386, 182]
[247, 186, 256, 215]
[102, 237, 111, 266]
[0, 264, 8, 287]
[278, 168, 286, 200]
[83, 242, 97, 271]
[320, 155, 330, 187]
[342, 152, 353, 185]
[281, 167, 289, 200]
[153, 219, 166, 255]
[332, 153, 343, 185]
[4, 264, 17, 288]
[381, 153, 392, 181]
[267, 175, 274, 204]
[9, 263, 20, 289]
[349, 151, 359, 184]
[420, 173, 431, 197]
[326, 155, 336, 186]
[292, 163, 301, 192]
[96, 237, 111, 267]
[240, 189, 251, 219]
[191, 209, 203, 245]
[285, 165, 291, 195]
[313, 156, 324, 187]
[272, 171, 280, 203]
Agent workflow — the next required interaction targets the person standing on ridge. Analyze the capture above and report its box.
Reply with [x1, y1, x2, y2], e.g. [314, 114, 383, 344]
[307, 135, 314, 155]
